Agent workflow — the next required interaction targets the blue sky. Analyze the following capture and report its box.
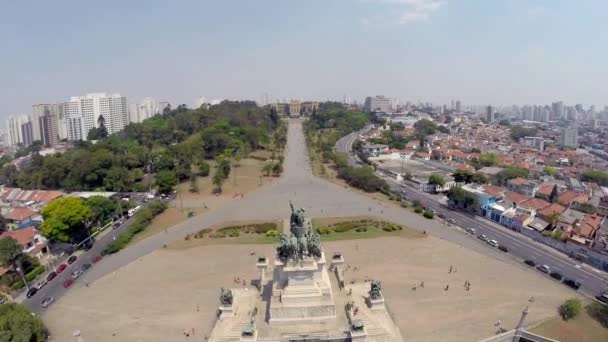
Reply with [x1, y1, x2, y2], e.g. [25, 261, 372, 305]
[1, 0, 607, 115]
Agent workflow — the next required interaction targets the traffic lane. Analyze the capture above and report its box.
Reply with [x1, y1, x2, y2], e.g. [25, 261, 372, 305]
[23, 215, 137, 312]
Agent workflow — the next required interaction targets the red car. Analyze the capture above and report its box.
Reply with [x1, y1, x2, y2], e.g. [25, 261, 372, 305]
[91, 255, 102, 263]
[46, 271, 57, 282]
[56, 263, 67, 273]
[63, 279, 74, 288]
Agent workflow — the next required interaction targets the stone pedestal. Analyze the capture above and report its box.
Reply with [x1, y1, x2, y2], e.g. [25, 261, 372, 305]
[366, 294, 385, 311]
[256, 257, 269, 292]
[218, 302, 236, 320]
[350, 322, 367, 342]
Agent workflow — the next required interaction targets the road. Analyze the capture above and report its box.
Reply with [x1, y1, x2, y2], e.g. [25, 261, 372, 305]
[26, 119, 606, 313]
[335, 130, 608, 299]
[22, 213, 142, 313]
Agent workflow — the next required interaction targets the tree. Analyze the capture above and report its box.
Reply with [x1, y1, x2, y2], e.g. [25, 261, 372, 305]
[272, 163, 283, 176]
[85, 196, 117, 225]
[414, 119, 438, 136]
[496, 166, 529, 185]
[479, 153, 499, 167]
[0, 237, 28, 290]
[0, 213, 6, 232]
[155, 170, 178, 194]
[262, 163, 273, 177]
[40, 197, 92, 242]
[510, 125, 537, 140]
[103, 167, 132, 192]
[429, 174, 446, 189]
[97, 115, 108, 139]
[549, 184, 559, 203]
[544, 167, 557, 177]
[453, 169, 474, 183]
[0, 303, 46, 341]
[198, 161, 210, 177]
[189, 174, 199, 193]
[581, 170, 608, 186]
[212, 169, 225, 193]
[559, 298, 582, 320]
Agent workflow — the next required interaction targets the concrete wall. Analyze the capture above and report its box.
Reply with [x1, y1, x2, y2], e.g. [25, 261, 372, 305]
[477, 330, 560, 342]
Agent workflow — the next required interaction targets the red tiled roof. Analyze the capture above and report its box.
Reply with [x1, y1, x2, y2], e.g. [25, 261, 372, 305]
[4, 207, 36, 221]
[505, 191, 530, 204]
[538, 203, 567, 220]
[538, 183, 556, 196]
[509, 177, 528, 186]
[31, 191, 64, 203]
[0, 226, 35, 246]
[519, 198, 551, 211]
[483, 185, 506, 197]
[578, 215, 603, 239]
[558, 191, 588, 206]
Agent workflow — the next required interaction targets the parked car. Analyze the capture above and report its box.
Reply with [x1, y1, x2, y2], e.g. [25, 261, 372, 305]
[91, 255, 102, 263]
[466, 228, 476, 235]
[56, 263, 67, 273]
[26, 287, 38, 298]
[537, 265, 551, 274]
[477, 234, 488, 242]
[83, 241, 94, 251]
[81, 263, 92, 271]
[550, 271, 563, 281]
[498, 245, 509, 253]
[41, 297, 54, 308]
[63, 279, 74, 288]
[36, 279, 48, 289]
[113, 221, 122, 229]
[46, 271, 57, 282]
[487, 239, 499, 248]
[562, 278, 581, 290]
[67, 255, 78, 264]
[71, 270, 83, 279]
[447, 218, 456, 224]
[524, 259, 536, 267]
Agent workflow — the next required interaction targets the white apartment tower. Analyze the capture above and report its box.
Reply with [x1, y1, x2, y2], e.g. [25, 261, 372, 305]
[128, 97, 156, 123]
[560, 126, 578, 148]
[364, 95, 392, 113]
[6, 115, 29, 146]
[64, 93, 128, 140]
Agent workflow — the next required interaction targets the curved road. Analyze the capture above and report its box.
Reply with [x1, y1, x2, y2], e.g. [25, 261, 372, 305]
[24, 120, 606, 313]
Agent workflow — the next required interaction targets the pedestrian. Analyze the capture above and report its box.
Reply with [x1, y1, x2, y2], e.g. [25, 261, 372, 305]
[445, 284, 449, 291]
[420, 281, 424, 288]
[449, 265, 452, 273]
[197, 304, 200, 312]
[192, 328, 195, 335]
[355, 243, 359, 251]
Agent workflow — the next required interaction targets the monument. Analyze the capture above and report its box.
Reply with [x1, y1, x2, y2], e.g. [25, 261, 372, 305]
[207, 202, 404, 342]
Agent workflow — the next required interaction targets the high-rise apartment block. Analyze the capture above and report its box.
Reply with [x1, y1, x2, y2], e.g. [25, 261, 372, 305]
[21, 121, 33, 146]
[32, 104, 63, 146]
[486, 106, 494, 122]
[6, 115, 29, 146]
[559, 126, 578, 148]
[64, 93, 128, 140]
[129, 97, 156, 123]
[364, 95, 392, 113]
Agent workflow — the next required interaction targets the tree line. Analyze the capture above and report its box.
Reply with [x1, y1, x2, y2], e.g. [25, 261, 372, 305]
[0, 101, 281, 192]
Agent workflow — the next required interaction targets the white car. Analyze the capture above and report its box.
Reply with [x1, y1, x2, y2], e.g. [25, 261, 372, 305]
[41, 297, 54, 308]
[71, 270, 83, 279]
[36, 279, 48, 289]
[487, 239, 499, 248]
[537, 265, 551, 274]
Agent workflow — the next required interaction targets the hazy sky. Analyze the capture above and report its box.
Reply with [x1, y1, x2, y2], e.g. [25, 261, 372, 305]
[2, 0, 607, 116]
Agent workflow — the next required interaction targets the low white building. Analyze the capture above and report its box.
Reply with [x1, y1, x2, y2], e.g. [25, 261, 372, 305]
[362, 144, 389, 157]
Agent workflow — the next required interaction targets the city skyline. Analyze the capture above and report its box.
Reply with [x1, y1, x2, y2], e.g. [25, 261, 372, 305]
[2, 0, 608, 115]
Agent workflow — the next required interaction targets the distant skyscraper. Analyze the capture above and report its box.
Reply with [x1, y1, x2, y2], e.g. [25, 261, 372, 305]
[32, 104, 62, 146]
[64, 93, 128, 140]
[486, 106, 494, 122]
[455, 100, 461, 112]
[560, 126, 578, 148]
[575, 104, 583, 113]
[6, 115, 29, 146]
[551, 101, 564, 119]
[21, 121, 33, 146]
[364, 96, 392, 113]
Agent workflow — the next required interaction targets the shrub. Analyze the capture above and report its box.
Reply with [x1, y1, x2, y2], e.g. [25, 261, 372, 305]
[317, 226, 332, 235]
[587, 302, 608, 328]
[355, 227, 367, 232]
[25, 265, 45, 282]
[559, 298, 582, 320]
[105, 200, 168, 254]
[195, 228, 212, 238]
[542, 230, 552, 237]
[412, 199, 422, 207]
[414, 207, 423, 214]
[198, 161, 210, 177]
[400, 201, 408, 208]
[10, 281, 24, 291]
[423, 210, 434, 219]
[265, 230, 280, 238]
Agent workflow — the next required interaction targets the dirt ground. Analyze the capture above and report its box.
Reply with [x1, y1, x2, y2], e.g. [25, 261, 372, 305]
[43, 235, 578, 342]
[133, 157, 279, 243]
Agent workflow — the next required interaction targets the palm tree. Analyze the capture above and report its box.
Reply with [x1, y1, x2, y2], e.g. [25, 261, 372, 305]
[0, 237, 29, 290]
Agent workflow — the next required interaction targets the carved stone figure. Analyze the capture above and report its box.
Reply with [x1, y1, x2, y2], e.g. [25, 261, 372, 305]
[290, 201, 306, 228]
[277, 202, 323, 260]
[220, 287, 233, 305]
[368, 280, 382, 300]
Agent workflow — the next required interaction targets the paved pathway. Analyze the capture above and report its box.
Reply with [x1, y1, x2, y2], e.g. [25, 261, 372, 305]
[81, 120, 518, 285]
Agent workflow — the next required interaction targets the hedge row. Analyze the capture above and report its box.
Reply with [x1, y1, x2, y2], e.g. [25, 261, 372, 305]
[10, 265, 46, 291]
[210, 222, 277, 238]
[105, 200, 168, 254]
[316, 220, 402, 235]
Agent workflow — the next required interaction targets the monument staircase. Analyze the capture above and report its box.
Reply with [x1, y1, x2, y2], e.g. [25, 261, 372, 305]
[353, 310, 394, 342]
